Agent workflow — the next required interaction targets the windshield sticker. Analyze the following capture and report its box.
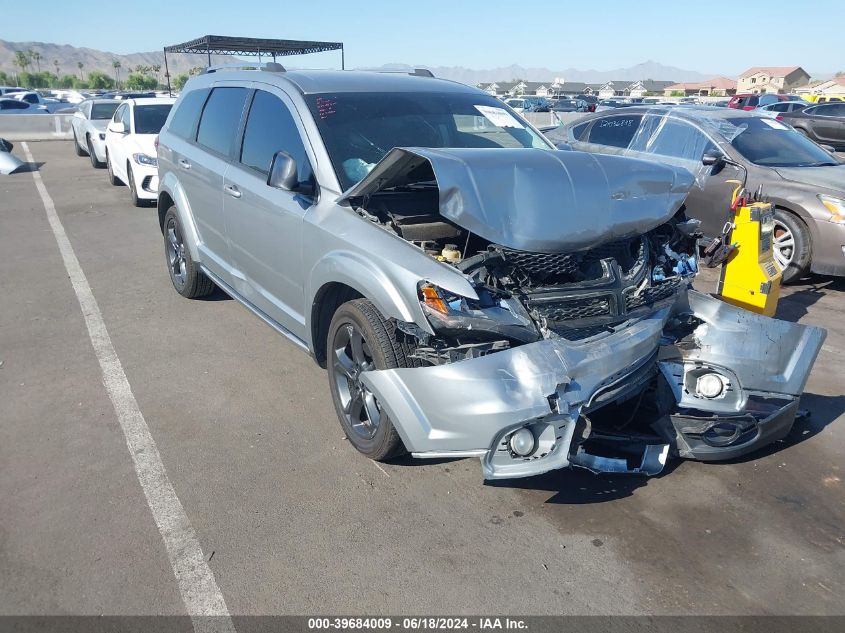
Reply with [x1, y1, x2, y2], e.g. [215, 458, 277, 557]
[474, 105, 524, 129]
[315, 96, 337, 120]
[761, 118, 789, 130]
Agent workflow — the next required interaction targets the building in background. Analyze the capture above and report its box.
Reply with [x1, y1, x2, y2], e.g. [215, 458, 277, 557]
[795, 76, 845, 100]
[737, 67, 810, 94]
[663, 77, 737, 97]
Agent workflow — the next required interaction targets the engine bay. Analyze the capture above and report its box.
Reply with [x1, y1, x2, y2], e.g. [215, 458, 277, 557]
[350, 179, 701, 365]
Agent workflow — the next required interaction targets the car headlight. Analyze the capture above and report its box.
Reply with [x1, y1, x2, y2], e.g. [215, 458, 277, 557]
[819, 194, 845, 223]
[132, 153, 157, 167]
[418, 282, 538, 343]
[98, 133, 106, 141]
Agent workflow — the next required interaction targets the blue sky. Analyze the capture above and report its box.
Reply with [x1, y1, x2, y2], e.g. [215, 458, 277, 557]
[4, 0, 843, 75]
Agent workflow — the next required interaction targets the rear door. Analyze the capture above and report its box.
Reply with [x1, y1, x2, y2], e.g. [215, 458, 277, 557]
[185, 85, 250, 279]
[222, 86, 316, 339]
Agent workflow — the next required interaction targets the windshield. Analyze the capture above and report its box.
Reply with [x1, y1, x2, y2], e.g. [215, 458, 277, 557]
[728, 116, 838, 167]
[305, 91, 550, 190]
[91, 103, 118, 120]
[133, 104, 172, 135]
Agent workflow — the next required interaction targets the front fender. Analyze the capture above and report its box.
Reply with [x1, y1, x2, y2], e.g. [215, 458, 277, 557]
[158, 171, 201, 263]
[307, 250, 422, 338]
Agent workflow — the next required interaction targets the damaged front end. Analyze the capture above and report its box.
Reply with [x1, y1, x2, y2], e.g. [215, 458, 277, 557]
[341, 148, 826, 479]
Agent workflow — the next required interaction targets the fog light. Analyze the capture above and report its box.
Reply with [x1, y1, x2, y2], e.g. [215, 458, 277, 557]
[509, 428, 536, 456]
[696, 373, 724, 399]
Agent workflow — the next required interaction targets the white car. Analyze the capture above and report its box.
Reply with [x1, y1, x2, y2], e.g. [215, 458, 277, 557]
[105, 97, 175, 206]
[51, 90, 87, 104]
[13, 91, 68, 113]
[70, 99, 120, 167]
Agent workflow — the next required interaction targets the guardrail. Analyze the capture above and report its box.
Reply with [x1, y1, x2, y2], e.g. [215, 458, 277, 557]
[0, 114, 75, 141]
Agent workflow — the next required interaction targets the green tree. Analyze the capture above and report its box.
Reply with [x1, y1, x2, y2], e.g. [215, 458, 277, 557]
[670, 90, 685, 97]
[112, 59, 122, 87]
[87, 71, 115, 90]
[152, 64, 161, 86]
[14, 50, 30, 82]
[58, 74, 78, 89]
[173, 73, 189, 90]
[77, 61, 84, 81]
[0, 71, 9, 85]
[125, 73, 157, 90]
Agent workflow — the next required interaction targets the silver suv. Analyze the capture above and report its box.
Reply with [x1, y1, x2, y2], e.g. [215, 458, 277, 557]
[156, 66, 825, 480]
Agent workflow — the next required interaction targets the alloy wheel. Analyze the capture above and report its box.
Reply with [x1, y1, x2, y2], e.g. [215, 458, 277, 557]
[331, 322, 381, 440]
[772, 220, 795, 270]
[165, 217, 187, 289]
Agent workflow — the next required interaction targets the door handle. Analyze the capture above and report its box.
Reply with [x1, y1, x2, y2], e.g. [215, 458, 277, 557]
[223, 184, 241, 199]
[178, 158, 191, 170]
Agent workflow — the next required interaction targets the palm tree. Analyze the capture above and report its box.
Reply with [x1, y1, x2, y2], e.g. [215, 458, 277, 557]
[152, 64, 161, 85]
[53, 59, 60, 76]
[30, 50, 42, 73]
[14, 50, 30, 83]
[77, 61, 84, 81]
[112, 59, 122, 87]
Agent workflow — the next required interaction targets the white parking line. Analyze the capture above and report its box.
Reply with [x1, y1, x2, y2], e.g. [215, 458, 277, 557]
[22, 143, 235, 633]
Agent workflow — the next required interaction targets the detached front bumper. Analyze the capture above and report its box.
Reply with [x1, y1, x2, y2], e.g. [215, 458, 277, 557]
[361, 291, 825, 479]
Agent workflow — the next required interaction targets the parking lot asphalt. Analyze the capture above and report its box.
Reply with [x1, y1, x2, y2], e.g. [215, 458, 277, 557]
[1, 141, 844, 617]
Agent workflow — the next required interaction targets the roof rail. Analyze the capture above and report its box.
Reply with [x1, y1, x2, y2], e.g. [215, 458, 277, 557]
[370, 68, 435, 78]
[203, 61, 286, 74]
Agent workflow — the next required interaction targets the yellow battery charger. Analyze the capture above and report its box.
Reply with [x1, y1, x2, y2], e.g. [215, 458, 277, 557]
[717, 183, 781, 317]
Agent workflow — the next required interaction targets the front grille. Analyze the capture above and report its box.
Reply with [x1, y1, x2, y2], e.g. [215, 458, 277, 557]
[501, 250, 580, 281]
[625, 277, 683, 312]
[534, 296, 611, 321]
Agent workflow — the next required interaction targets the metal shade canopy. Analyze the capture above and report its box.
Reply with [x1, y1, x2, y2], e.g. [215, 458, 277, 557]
[163, 34, 345, 92]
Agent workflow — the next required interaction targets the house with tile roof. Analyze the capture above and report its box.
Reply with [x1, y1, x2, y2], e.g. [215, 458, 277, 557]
[736, 66, 810, 94]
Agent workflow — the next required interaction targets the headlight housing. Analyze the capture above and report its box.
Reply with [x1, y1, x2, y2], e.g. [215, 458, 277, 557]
[132, 153, 158, 167]
[418, 282, 539, 344]
[818, 194, 845, 223]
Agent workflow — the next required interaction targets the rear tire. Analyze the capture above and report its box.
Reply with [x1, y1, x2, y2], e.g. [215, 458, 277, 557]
[162, 206, 215, 298]
[327, 299, 418, 461]
[773, 209, 811, 284]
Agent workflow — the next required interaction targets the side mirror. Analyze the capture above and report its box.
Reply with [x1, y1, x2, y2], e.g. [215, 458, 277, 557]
[108, 121, 126, 134]
[267, 150, 298, 191]
[702, 149, 725, 167]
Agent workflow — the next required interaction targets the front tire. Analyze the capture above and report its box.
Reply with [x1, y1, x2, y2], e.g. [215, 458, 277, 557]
[88, 136, 104, 168]
[327, 299, 418, 461]
[773, 209, 811, 284]
[127, 164, 143, 207]
[106, 150, 121, 185]
[73, 130, 86, 156]
[162, 206, 215, 298]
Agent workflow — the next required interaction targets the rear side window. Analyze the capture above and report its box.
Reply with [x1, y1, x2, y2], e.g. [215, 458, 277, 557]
[168, 88, 209, 140]
[635, 118, 716, 161]
[240, 90, 313, 185]
[196, 87, 249, 156]
[818, 103, 845, 116]
[587, 115, 642, 148]
[571, 121, 590, 141]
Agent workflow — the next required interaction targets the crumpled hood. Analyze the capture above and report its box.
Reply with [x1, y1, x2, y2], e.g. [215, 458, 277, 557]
[774, 165, 845, 195]
[339, 147, 694, 253]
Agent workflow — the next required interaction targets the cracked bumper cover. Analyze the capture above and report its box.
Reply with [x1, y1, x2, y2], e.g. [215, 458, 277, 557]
[360, 290, 825, 479]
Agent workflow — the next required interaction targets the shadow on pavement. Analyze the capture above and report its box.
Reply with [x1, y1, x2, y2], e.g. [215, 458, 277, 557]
[7, 161, 44, 173]
[776, 275, 844, 322]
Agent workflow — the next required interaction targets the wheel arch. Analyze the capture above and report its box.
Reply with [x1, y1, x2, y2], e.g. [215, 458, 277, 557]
[156, 172, 201, 262]
[307, 252, 423, 366]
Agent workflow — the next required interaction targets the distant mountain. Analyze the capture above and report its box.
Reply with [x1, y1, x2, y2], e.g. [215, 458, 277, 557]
[0, 39, 236, 81]
[362, 60, 718, 85]
[0, 39, 718, 87]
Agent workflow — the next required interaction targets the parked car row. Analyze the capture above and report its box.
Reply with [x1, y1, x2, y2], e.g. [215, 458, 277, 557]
[70, 96, 174, 206]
